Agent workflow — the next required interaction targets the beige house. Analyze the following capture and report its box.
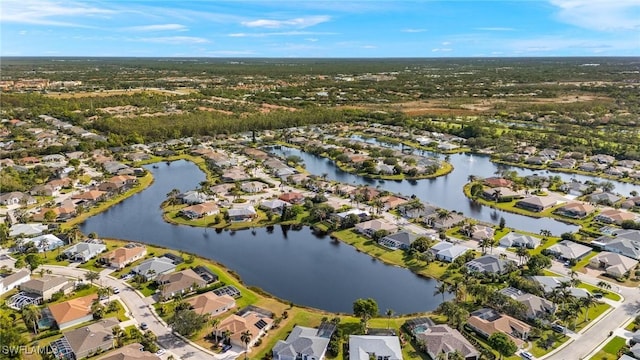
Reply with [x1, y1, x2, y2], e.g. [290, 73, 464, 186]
[50, 318, 118, 359]
[100, 244, 147, 269]
[217, 310, 274, 348]
[354, 219, 398, 238]
[97, 343, 157, 360]
[467, 308, 531, 348]
[19, 276, 72, 301]
[48, 294, 97, 330]
[186, 292, 236, 316]
[589, 252, 638, 278]
[157, 268, 207, 299]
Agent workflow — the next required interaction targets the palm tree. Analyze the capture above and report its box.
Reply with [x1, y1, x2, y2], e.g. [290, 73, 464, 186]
[91, 299, 105, 319]
[85, 271, 100, 285]
[385, 309, 394, 330]
[492, 188, 502, 202]
[240, 330, 252, 359]
[112, 326, 125, 348]
[580, 294, 600, 322]
[434, 280, 449, 302]
[516, 247, 530, 265]
[211, 318, 221, 344]
[22, 304, 41, 335]
[597, 281, 612, 293]
[66, 225, 83, 244]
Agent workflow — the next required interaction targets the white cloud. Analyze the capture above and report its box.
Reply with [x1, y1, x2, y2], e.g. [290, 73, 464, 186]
[475, 27, 515, 31]
[1, 0, 115, 27]
[361, 45, 377, 49]
[229, 31, 337, 38]
[402, 28, 427, 33]
[549, 0, 640, 31]
[432, 48, 452, 52]
[241, 15, 330, 29]
[305, 38, 319, 42]
[125, 24, 188, 32]
[135, 36, 209, 44]
[441, 41, 451, 46]
[206, 50, 256, 56]
[506, 35, 636, 54]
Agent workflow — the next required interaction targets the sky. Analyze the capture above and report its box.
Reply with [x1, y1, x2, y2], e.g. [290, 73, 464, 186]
[1, 0, 639, 57]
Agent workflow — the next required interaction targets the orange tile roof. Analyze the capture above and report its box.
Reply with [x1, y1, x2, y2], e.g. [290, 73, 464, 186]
[48, 294, 97, 325]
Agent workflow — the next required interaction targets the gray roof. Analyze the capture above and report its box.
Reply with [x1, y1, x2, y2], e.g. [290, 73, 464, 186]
[20, 276, 69, 293]
[272, 326, 331, 359]
[63, 242, 106, 259]
[465, 255, 515, 274]
[382, 231, 418, 247]
[64, 318, 119, 356]
[415, 325, 479, 360]
[0, 269, 30, 288]
[499, 232, 541, 248]
[349, 335, 402, 360]
[131, 257, 176, 279]
[500, 287, 556, 318]
[547, 240, 592, 260]
[9, 223, 48, 237]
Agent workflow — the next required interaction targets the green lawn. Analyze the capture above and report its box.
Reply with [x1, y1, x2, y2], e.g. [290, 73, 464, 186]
[578, 283, 622, 301]
[573, 303, 611, 332]
[589, 336, 627, 360]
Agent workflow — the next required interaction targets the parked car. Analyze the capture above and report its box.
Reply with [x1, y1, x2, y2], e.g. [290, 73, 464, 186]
[521, 351, 534, 359]
[221, 344, 232, 353]
[112, 287, 120, 294]
[551, 323, 566, 334]
[155, 349, 165, 356]
[140, 322, 148, 330]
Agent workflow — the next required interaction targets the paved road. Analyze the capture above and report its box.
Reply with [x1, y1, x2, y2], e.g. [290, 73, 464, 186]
[41, 265, 239, 360]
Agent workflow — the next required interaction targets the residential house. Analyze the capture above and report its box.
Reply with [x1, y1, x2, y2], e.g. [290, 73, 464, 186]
[30, 184, 60, 197]
[467, 308, 531, 348]
[499, 287, 556, 320]
[98, 175, 137, 194]
[470, 225, 494, 241]
[156, 268, 207, 299]
[559, 182, 590, 196]
[430, 241, 469, 263]
[20, 276, 72, 301]
[48, 294, 97, 330]
[186, 292, 236, 317]
[481, 187, 522, 201]
[483, 177, 513, 188]
[348, 335, 403, 360]
[546, 240, 592, 261]
[241, 181, 266, 193]
[221, 167, 249, 182]
[177, 191, 208, 205]
[593, 230, 640, 260]
[259, 199, 291, 213]
[354, 219, 398, 238]
[379, 231, 418, 250]
[621, 197, 640, 210]
[97, 343, 157, 360]
[465, 255, 515, 275]
[71, 190, 107, 206]
[589, 192, 621, 205]
[227, 206, 257, 222]
[103, 161, 129, 175]
[590, 154, 616, 164]
[554, 202, 595, 219]
[9, 223, 48, 237]
[100, 244, 147, 269]
[217, 309, 274, 348]
[272, 324, 336, 360]
[332, 209, 370, 224]
[499, 232, 541, 249]
[515, 196, 558, 212]
[549, 158, 576, 169]
[0, 269, 31, 296]
[379, 195, 409, 211]
[589, 252, 638, 278]
[279, 192, 305, 204]
[529, 276, 590, 298]
[595, 209, 637, 225]
[180, 202, 219, 219]
[210, 183, 235, 195]
[350, 187, 380, 201]
[50, 318, 118, 359]
[398, 202, 438, 219]
[22, 234, 65, 253]
[0, 191, 36, 206]
[425, 212, 465, 229]
[63, 242, 106, 262]
[33, 201, 77, 222]
[131, 257, 176, 281]
[413, 324, 479, 360]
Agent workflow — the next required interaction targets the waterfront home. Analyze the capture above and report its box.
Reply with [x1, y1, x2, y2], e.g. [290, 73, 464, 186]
[259, 199, 291, 213]
[589, 192, 621, 205]
[98, 175, 137, 194]
[272, 323, 336, 360]
[413, 324, 479, 360]
[621, 196, 640, 210]
[499, 287, 556, 320]
[177, 191, 208, 205]
[593, 230, 640, 260]
[227, 206, 257, 222]
[131, 257, 176, 281]
[49, 318, 118, 359]
[217, 309, 274, 348]
[379, 231, 418, 250]
[354, 219, 398, 238]
[62, 242, 107, 262]
[559, 181, 590, 196]
[103, 161, 129, 175]
[48, 294, 97, 330]
[19, 276, 72, 301]
[186, 292, 236, 316]
[210, 183, 235, 195]
[97, 343, 157, 360]
[180, 202, 219, 219]
[594, 209, 637, 225]
[465, 255, 515, 275]
[424, 212, 465, 229]
[549, 158, 576, 169]
[499, 232, 541, 249]
[0, 269, 31, 296]
[398, 201, 438, 219]
[467, 308, 531, 348]
[554, 202, 595, 219]
[21, 234, 65, 253]
[430, 241, 469, 263]
[156, 268, 207, 299]
[480, 187, 522, 201]
[348, 335, 402, 360]
[0, 191, 36, 206]
[71, 190, 107, 206]
[483, 177, 513, 188]
[100, 244, 147, 269]
[332, 209, 370, 224]
[590, 154, 616, 164]
[470, 225, 495, 241]
[588, 252, 638, 278]
[546, 240, 592, 261]
[379, 195, 409, 210]
[515, 196, 558, 212]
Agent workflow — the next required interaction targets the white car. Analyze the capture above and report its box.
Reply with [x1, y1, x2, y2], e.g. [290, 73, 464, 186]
[155, 349, 166, 357]
[521, 351, 534, 360]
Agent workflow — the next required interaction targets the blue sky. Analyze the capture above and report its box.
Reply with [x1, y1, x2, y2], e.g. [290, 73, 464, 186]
[1, 0, 639, 57]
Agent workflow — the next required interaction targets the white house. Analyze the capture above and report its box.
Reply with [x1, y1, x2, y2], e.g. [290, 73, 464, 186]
[63, 242, 107, 262]
[0, 269, 31, 296]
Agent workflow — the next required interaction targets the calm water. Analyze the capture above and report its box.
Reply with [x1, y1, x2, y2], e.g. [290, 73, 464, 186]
[81, 160, 448, 314]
